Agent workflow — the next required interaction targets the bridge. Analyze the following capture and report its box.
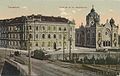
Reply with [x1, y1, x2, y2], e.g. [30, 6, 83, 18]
[0, 56, 36, 76]
[0, 48, 36, 76]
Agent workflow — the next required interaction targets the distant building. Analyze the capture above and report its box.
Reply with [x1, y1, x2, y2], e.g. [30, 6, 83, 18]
[75, 6, 119, 50]
[0, 14, 75, 51]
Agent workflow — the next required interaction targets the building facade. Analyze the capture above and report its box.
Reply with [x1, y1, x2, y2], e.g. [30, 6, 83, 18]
[0, 14, 75, 52]
[75, 7, 119, 50]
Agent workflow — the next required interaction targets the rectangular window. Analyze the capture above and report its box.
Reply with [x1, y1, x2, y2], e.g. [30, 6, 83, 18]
[36, 26, 38, 30]
[29, 26, 32, 30]
[36, 34, 38, 39]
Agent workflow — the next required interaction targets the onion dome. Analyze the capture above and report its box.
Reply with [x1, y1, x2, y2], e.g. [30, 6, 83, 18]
[110, 18, 115, 24]
[86, 5, 100, 23]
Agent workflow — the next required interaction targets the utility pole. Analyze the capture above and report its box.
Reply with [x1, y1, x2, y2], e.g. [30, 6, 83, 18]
[26, 18, 32, 76]
[68, 35, 72, 61]
[63, 31, 65, 61]
[116, 48, 119, 72]
[28, 37, 31, 76]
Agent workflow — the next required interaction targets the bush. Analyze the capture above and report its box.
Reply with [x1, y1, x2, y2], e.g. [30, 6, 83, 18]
[33, 49, 45, 60]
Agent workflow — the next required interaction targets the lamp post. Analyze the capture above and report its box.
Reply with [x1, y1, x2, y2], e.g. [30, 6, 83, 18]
[26, 18, 32, 76]
[116, 48, 119, 72]
[68, 35, 73, 61]
[28, 37, 31, 76]
[63, 32, 65, 61]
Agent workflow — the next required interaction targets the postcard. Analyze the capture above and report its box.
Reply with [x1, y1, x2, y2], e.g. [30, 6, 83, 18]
[0, 0, 120, 76]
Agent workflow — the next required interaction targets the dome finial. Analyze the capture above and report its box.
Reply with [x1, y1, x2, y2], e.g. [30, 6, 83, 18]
[92, 5, 94, 9]
[91, 5, 95, 12]
[110, 18, 115, 24]
[81, 22, 83, 26]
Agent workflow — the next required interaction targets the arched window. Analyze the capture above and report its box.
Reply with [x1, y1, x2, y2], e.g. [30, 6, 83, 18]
[42, 42, 45, 47]
[81, 31, 84, 35]
[48, 34, 51, 38]
[29, 26, 31, 30]
[48, 42, 50, 47]
[64, 34, 67, 39]
[30, 43, 32, 47]
[36, 34, 38, 38]
[64, 42, 66, 46]
[59, 27, 61, 31]
[114, 42, 117, 47]
[106, 41, 109, 46]
[39, 34, 41, 39]
[98, 33, 101, 38]
[105, 32, 108, 35]
[70, 27, 72, 31]
[54, 34, 56, 38]
[114, 33, 116, 37]
[108, 41, 110, 46]
[53, 26, 56, 30]
[64, 27, 66, 31]
[29, 34, 32, 38]
[48, 26, 51, 30]
[35, 43, 38, 46]
[103, 41, 105, 46]
[59, 42, 62, 46]
[36, 26, 38, 30]
[42, 26, 45, 30]
[59, 34, 62, 39]
[53, 42, 56, 49]
[42, 34, 45, 39]
[105, 41, 107, 46]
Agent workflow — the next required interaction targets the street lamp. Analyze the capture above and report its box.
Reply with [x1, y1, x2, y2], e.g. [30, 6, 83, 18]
[63, 32, 65, 61]
[68, 35, 73, 61]
[116, 48, 119, 71]
[26, 18, 32, 76]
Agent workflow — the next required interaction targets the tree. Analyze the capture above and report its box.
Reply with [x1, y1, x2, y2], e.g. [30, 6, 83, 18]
[84, 56, 89, 64]
[91, 55, 95, 64]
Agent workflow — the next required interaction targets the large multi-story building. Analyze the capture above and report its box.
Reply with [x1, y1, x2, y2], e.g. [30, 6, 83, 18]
[75, 6, 119, 50]
[0, 14, 75, 51]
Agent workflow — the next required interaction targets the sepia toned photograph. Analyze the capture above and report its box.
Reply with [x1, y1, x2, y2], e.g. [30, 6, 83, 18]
[0, 0, 120, 76]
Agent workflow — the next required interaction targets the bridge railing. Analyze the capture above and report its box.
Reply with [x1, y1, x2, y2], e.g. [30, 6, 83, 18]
[14, 56, 28, 65]
[5, 58, 28, 76]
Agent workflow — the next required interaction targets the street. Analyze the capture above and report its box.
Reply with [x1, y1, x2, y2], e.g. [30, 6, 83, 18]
[30, 58, 103, 76]
[31, 58, 80, 76]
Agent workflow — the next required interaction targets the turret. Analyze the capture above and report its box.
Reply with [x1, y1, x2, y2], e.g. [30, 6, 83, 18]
[86, 5, 100, 27]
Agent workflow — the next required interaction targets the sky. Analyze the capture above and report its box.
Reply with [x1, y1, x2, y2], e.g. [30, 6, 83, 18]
[0, 0, 120, 34]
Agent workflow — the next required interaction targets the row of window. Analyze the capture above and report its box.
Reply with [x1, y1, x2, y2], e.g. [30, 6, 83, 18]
[28, 26, 67, 31]
[0, 40, 20, 46]
[0, 34, 7, 38]
[0, 40, 7, 45]
[103, 41, 110, 46]
[0, 41, 67, 47]
[29, 34, 66, 39]
[103, 41, 117, 47]
[0, 27, 8, 32]
[8, 26, 22, 31]
[34, 41, 66, 47]
[0, 26, 22, 32]
[9, 34, 20, 39]
[9, 41, 20, 46]
[98, 33, 117, 37]
[1, 33, 67, 39]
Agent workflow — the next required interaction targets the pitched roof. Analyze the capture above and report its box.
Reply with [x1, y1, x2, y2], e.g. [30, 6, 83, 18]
[0, 14, 70, 25]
